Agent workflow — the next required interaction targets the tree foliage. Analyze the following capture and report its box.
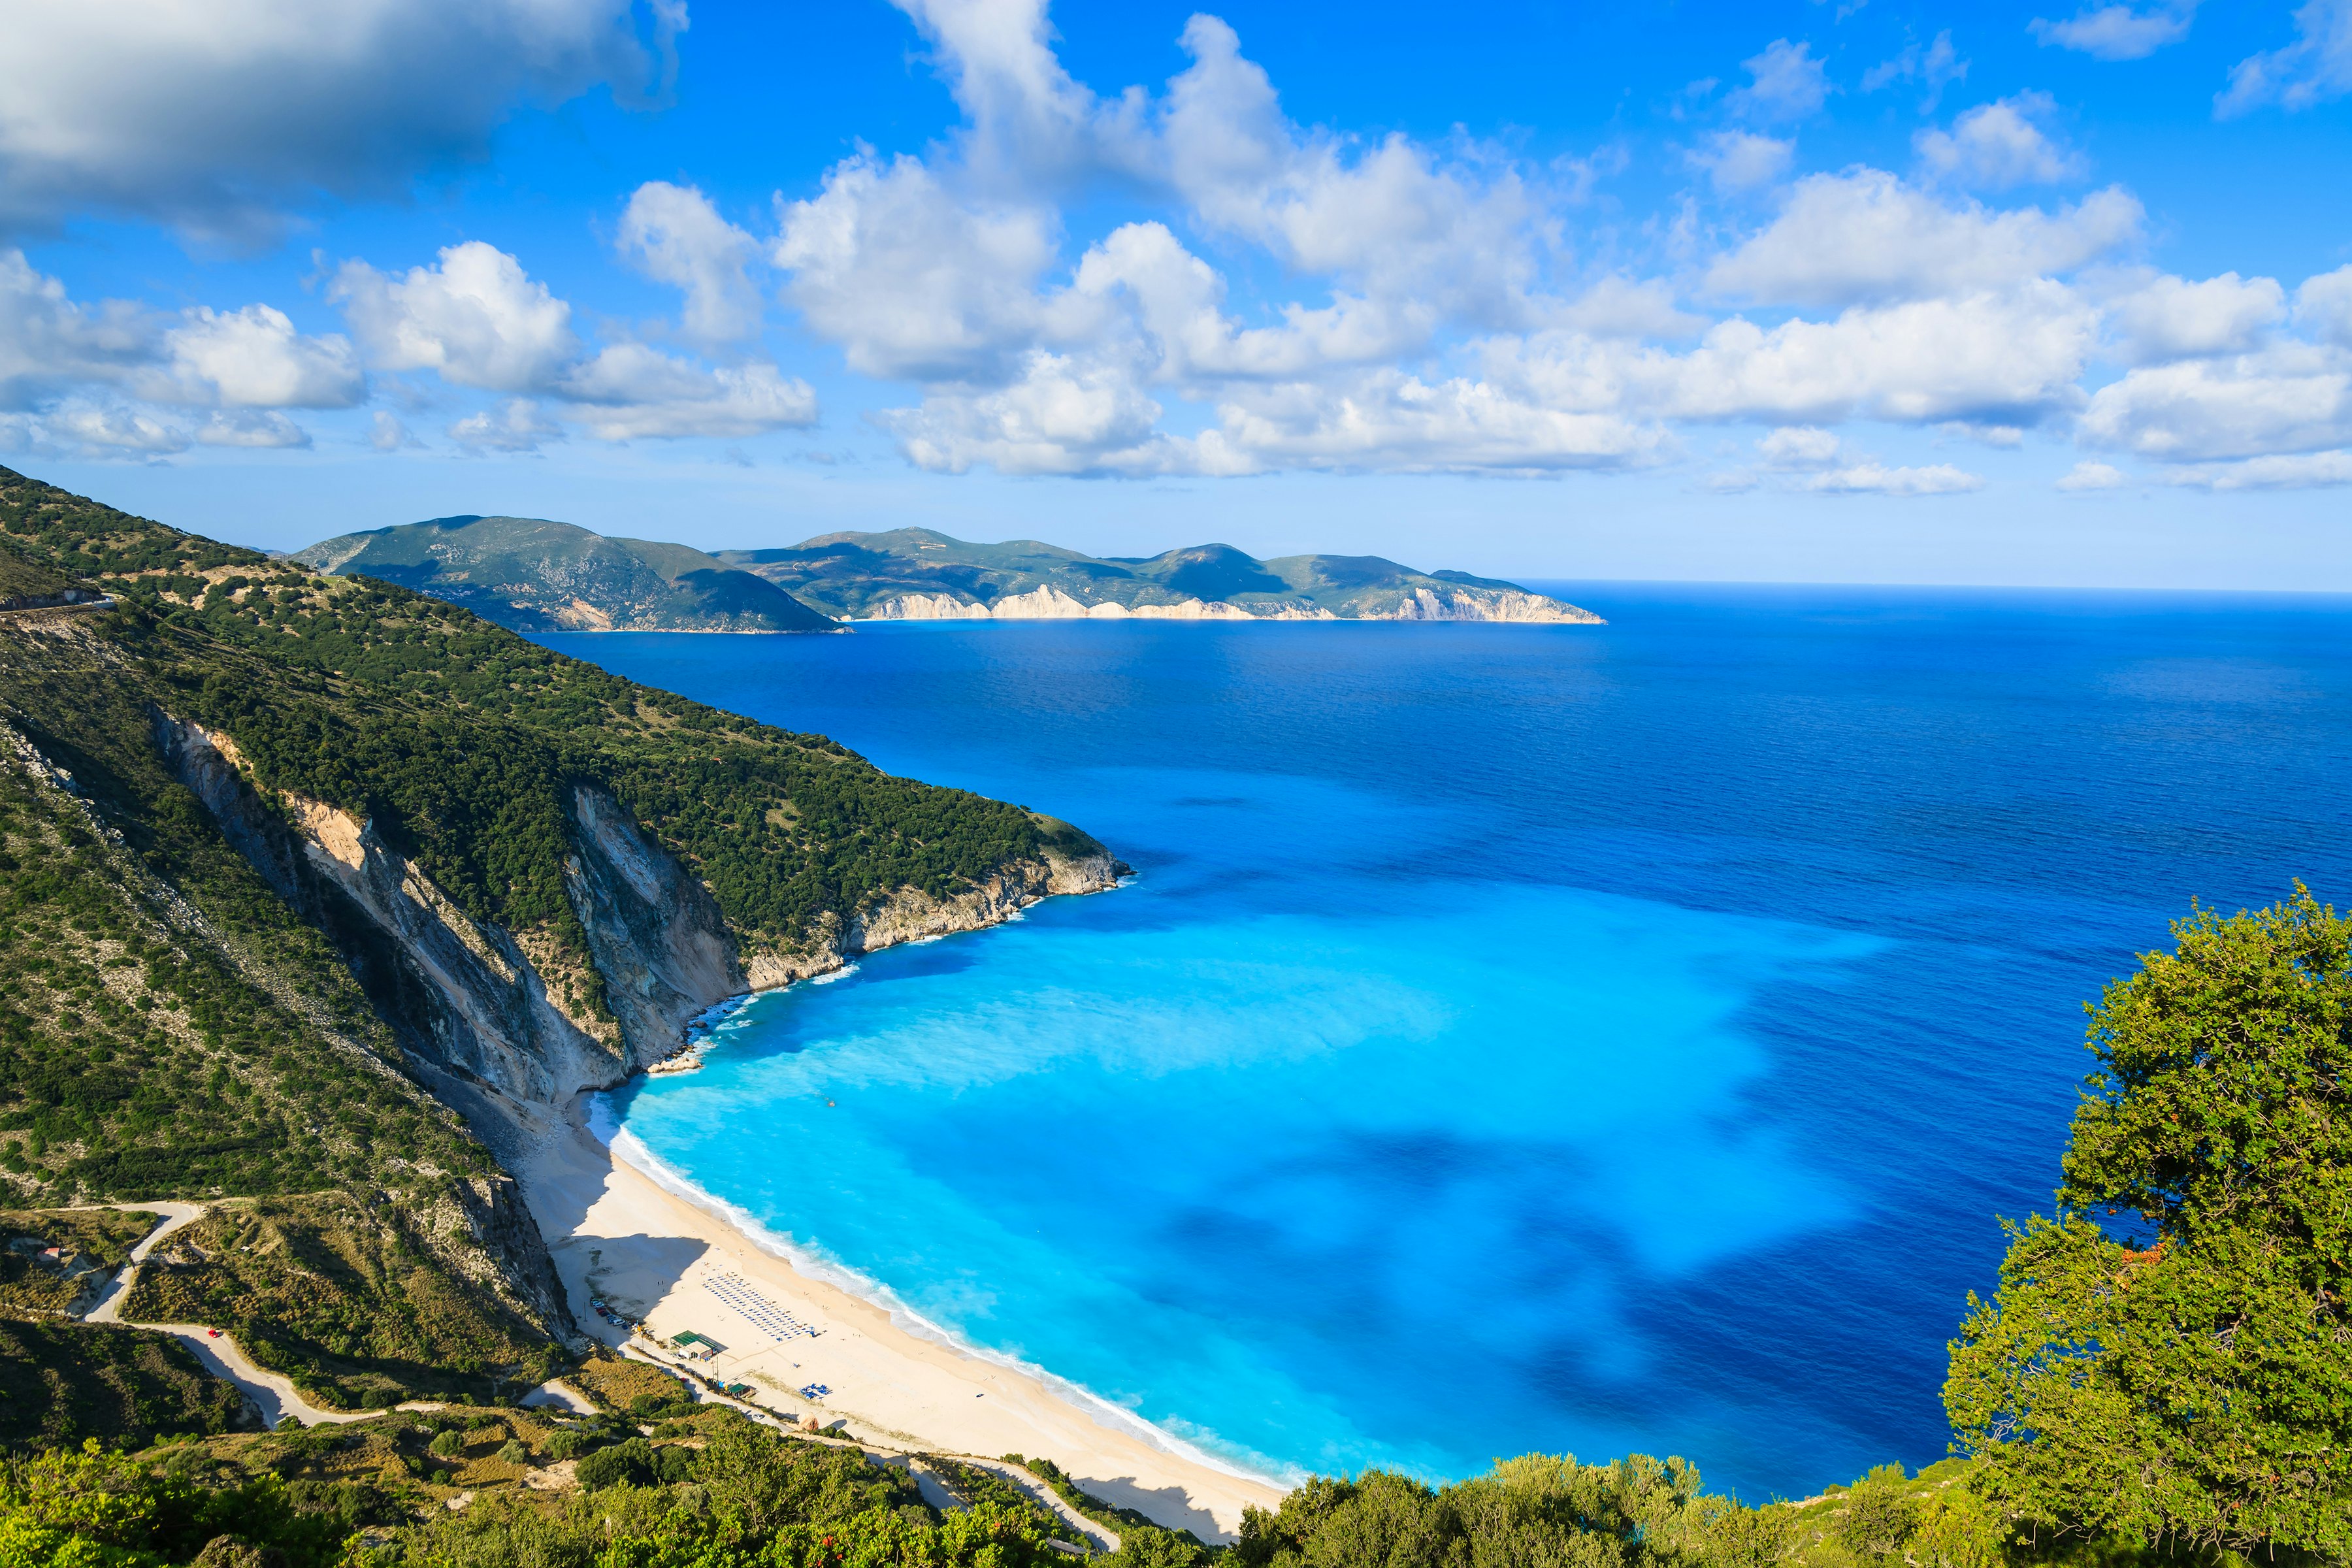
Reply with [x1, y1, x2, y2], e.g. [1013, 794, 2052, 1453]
[1946, 890, 2352, 1559]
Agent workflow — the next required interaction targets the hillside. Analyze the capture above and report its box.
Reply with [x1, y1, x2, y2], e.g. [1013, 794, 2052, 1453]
[723, 530, 1605, 623]
[0, 463, 1119, 1409]
[292, 514, 837, 634]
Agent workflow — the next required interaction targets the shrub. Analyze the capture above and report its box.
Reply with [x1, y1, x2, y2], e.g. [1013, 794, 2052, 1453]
[426, 1431, 461, 1459]
[495, 1441, 527, 1467]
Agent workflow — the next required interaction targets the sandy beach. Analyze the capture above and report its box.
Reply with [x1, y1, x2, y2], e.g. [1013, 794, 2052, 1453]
[511, 1094, 1287, 1542]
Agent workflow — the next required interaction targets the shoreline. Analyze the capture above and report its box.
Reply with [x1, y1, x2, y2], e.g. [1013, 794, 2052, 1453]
[510, 1090, 1288, 1542]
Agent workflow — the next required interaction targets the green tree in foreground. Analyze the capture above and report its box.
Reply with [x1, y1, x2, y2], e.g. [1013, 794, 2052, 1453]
[1946, 890, 2352, 1560]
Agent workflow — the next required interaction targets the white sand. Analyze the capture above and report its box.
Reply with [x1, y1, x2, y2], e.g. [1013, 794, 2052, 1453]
[512, 1096, 1286, 1541]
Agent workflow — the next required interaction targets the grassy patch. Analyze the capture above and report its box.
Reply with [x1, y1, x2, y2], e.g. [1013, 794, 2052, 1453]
[119, 1194, 566, 1411]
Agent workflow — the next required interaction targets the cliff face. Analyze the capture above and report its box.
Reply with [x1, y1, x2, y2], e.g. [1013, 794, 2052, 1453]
[855, 583, 1595, 623]
[154, 711, 1122, 1108]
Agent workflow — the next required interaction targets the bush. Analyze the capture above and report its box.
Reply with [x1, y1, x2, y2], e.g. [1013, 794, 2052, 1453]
[495, 1441, 528, 1467]
[426, 1431, 461, 1459]
[576, 1439, 653, 1492]
[544, 1429, 585, 1462]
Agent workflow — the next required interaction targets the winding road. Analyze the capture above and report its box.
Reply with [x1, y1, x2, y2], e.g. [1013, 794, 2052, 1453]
[84, 1203, 438, 1428]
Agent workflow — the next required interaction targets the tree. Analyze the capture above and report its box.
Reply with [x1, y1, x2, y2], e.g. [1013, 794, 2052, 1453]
[1945, 890, 2352, 1559]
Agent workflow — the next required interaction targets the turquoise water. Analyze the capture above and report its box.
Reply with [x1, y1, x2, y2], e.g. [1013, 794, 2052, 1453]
[550, 584, 2352, 1502]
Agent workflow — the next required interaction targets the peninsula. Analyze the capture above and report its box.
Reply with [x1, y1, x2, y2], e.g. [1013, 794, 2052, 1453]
[293, 514, 1603, 634]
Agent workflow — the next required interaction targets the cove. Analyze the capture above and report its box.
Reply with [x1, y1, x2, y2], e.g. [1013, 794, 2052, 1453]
[551, 582, 2352, 1502]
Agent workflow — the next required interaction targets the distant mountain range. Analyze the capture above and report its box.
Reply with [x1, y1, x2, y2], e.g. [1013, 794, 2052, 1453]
[292, 515, 1603, 632]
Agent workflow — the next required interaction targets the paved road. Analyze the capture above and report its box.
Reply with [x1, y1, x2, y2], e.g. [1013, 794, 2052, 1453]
[84, 1203, 438, 1428]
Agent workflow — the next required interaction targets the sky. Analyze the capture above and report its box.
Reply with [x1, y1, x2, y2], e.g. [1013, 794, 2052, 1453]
[3, 0, 2351, 587]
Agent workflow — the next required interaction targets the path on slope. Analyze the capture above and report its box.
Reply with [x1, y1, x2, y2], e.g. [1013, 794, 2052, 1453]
[85, 1203, 444, 1428]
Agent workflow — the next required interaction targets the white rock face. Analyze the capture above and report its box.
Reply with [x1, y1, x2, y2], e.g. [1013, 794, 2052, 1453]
[858, 585, 1593, 623]
[154, 712, 1123, 1106]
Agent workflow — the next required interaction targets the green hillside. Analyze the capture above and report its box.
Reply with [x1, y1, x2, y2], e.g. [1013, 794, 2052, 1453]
[0, 463, 1107, 1409]
[293, 514, 836, 634]
[723, 529, 1605, 621]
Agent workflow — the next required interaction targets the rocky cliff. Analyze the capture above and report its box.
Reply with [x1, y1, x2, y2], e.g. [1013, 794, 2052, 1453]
[152, 711, 1121, 1117]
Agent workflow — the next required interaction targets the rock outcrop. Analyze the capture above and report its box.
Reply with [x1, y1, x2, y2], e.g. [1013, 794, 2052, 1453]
[152, 711, 1124, 1109]
[858, 583, 1596, 623]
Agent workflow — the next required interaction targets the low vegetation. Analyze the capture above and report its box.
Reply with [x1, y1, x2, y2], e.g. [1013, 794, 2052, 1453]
[0, 1318, 248, 1452]
[119, 1195, 567, 1411]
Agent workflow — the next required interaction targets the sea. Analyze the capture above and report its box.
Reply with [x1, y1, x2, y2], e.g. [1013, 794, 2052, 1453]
[542, 581, 2352, 1505]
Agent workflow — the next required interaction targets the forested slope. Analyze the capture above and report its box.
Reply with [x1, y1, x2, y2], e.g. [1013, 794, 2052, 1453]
[0, 464, 1118, 1407]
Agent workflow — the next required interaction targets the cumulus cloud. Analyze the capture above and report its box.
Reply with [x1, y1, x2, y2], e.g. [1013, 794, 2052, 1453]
[0, 0, 685, 240]
[1807, 461, 1984, 495]
[1759, 426, 1844, 467]
[773, 152, 1059, 382]
[2161, 449, 2352, 489]
[617, 182, 763, 346]
[2055, 459, 2128, 489]
[2031, 3, 2199, 60]
[1690, 132, 1794, 194]
[559, 345, 816, 438]
[333, 242, 579, 393]
[2104, 270, 2284, 363]
[2079, 346, 2352, 461]
[1727, 41, 1832, 123]
[0, 248, 361, 447]
[195, 409, 310, 448]
[155, 305, 364, 408]
[736, 3, 2349, 484]
[2296, 264, 2352, 347]
[2217, 0, 2352, 116]
[1916, 95, 2087, 188]
[1706, 171, 2140, 307]
[332, 240, 815, 441]
[449, 398, 563, 453]
[0, 405, 191, 459]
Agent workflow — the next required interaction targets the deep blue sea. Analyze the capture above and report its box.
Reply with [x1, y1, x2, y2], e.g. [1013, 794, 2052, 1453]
[544, 583, 2352, 1504]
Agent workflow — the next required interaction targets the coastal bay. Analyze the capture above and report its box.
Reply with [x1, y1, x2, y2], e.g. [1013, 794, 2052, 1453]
[512, 1092, 1285, 1537]
[551, 586, 2352, 1504]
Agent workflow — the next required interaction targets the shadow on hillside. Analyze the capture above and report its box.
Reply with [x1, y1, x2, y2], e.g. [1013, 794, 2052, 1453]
[1071, 1474, 1234, 1544]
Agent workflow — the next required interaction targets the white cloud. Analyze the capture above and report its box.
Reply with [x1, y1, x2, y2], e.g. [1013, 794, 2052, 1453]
[2031, 3, 2198, 60]
[449, 398, 563, 453]
[2055, 459, 2128, 489]
[2296, 264, 2352, 348]
[877, 351, 1181, 476]
[773, 152, 1058, 382]
[1, 248, 362, 428]
[0, 0, 683, 240]
[1916, 95, 2087, 188]
[42, 406, 191, 457]
[617, 182, 763, 346]
[1727, 41, 1831, 123]
[1861, 31, 1968, 108]
[333, 242, 580, 392]
[2104, 270, 2284, 363]
[1690, 132, 1794, 194]
[2079, 346, 2352, 461]
[368, 410, 421, 451]
[1707, 171, 2141, 307]
[2161, 449, 2352, 489]
[2217, 0, 2352, 116]
[155, 305, 364, 407]
[0, 250, 153, 408]
[1759, 425, 1843, 466]
[558, 345, 816, 438]
[195, 409, 309, 448]
[1807, 461, 1984, 495]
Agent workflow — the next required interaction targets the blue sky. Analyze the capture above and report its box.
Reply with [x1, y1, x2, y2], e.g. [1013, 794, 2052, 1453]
[4, 0, 2350, 585]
